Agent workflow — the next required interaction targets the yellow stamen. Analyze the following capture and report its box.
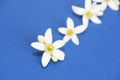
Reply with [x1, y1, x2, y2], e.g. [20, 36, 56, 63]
[105, 0, 110, 2]
[66, 29, 74, 36]
[85, 11, 93, 19]
[45, 44, 54, 53]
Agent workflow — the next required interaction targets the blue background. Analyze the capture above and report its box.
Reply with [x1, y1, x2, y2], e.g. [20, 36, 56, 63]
[0, 0, 120, 80]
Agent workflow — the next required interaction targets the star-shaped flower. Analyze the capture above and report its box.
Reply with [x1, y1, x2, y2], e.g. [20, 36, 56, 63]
[58, 17, 88, 45]
[72, 0, 102, 25]
[31, 28, 65, 67]
[92, 0, 120, 11]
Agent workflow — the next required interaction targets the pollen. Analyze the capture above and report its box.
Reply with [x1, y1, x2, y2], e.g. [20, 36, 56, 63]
[66, 29, 74, 36]
[105, 0, 110, 2]
[85, 11, 93, 19]
[45, 44, 54, 53]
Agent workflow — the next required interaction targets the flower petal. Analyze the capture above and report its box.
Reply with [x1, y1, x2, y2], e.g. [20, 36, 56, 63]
[72, 5, 85, 16]
[58, 27, 67, 35]
[82, 15, 89, 26]
[92, 4, 104, 16]
[71, 35, 79, 45]
[90, 15, 102, 24]
[41, 52, 51, 67]
[51, 55, 58, 62]
[53, 40, 65, 49]
[63, 35, 71, 43]
[85, 0, 92, 9]
[45, 28, 52, 44]
[67, 17, 74, 29]
[95, 11, 104, 16]
[108, 0, 119, 11]
[75, 25, 88, 34]
[101, 2, 107, 11]
[31, 42, 45, 51]
[52, 49, 65, 61]
[92, 0, 103, 2]
[113, 0, 120, 6]
[38, 35, 45, 43]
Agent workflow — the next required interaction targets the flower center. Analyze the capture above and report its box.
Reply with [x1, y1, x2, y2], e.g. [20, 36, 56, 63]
[105, 0, 110, 2]
[66, 29, 74, 36]
[85, 11, 93, 19]
[45, 44, 54, 53]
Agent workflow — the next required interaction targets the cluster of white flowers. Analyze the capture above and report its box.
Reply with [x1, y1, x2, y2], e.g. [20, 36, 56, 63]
[72, 0, 119, 26]
[31, 0, 120, 67]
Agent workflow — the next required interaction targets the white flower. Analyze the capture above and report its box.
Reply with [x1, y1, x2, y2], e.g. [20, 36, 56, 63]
[58, 17, 88, 45]
[72, 0, 102, 26]
[31, 28, 65, 67]
[92, 0, 120, 11]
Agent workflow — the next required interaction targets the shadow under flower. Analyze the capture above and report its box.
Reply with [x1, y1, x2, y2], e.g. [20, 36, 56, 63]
[32, 51, 43, 57]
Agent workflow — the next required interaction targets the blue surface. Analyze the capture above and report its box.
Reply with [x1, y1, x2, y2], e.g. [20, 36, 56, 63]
[0, 0, 120, 80]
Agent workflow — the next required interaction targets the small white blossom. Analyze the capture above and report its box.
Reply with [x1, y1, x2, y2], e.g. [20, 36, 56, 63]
[31, 28, 65, 67]
[72, 0, 102, 26]
[58, 17, 88, 45]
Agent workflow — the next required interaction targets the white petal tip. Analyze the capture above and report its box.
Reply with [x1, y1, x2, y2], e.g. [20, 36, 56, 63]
[31, 43, 33, 47]
[51, 56, 58, 62]
[72, 5, 79, 10]
[38, 35, 45, 43]
[59, 56, 65, 61]
[46, 28, 52, 34]
[72, 5, 75, 8]
[95, 20, 102, 24]
[47, 28, 52, 33]
[62, 57, 65, 61]
[42, 61, 48, 67]
[74, 42, 79, 45]
[48, 28, 52, 30]
[91, 16, 102, 24]
[67, 17, 72, 21]
[97, 21, 102, 24]
[58, 28, 67, 35]
[58, 28, 61, 32]
[31, 43, 35, 48]
[76, 43, 79, 45]
[72, 5, 76, 9]
[42, 61, 49, 68]
[42, 64, 47, 67]
[45, 28, 53, 44]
